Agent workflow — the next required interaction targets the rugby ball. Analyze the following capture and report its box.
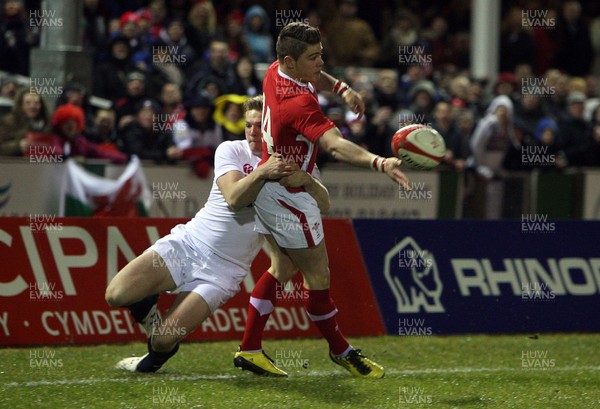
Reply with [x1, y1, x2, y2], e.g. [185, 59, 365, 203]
[391, 124, 446, 170]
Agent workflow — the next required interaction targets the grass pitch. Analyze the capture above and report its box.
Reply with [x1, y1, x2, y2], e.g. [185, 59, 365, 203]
[2, 334, 599, 408]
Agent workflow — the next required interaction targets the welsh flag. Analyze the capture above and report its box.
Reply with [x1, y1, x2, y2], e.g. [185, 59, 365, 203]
[59, 156, 152, 216]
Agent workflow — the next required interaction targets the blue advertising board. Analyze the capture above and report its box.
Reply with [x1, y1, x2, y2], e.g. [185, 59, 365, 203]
[352, 219, 600, 335]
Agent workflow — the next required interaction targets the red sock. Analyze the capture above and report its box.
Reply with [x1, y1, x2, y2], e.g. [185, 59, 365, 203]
[240, 271, 279, 351]
[304, 288, 350, 355]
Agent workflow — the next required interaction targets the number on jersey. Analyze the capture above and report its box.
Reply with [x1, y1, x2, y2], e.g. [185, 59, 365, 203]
[261, 103, 273, 154]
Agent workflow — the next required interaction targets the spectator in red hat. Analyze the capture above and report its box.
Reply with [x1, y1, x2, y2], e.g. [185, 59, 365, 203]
[136, 8, 153, 35]
[224, 9, 251, 62]
[136, 8, 160, 50]
[49, 104, 127, 163]
[117, 11, 142, 53]
[147, 0, 168, 39]
[495, 72, 517, 100]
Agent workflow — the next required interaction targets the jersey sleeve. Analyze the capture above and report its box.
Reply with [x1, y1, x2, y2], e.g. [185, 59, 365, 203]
[289, 95, 335, 143]
[214, 141, 243, 180]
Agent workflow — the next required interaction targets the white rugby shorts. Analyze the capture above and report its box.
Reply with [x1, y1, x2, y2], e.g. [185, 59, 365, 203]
[254, 182, 324, 249]
[146, 224, 247, 312]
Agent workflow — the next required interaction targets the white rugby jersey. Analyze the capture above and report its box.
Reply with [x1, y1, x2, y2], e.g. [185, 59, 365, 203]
[186, 140, 263, 269]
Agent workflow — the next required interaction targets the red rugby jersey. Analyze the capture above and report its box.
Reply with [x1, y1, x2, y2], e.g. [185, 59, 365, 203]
[260, 61, 335, 174]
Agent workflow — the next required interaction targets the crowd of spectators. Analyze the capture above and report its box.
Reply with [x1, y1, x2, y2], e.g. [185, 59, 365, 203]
[0, 0, 599, 176]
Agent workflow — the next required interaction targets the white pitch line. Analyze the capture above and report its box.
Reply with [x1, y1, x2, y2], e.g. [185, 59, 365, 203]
[3, 373, 239, 388]
[4, 366, 600, 388]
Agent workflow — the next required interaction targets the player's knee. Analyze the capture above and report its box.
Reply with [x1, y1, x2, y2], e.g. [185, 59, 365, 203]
[105, 285, 126, 308]
[303, 267, 330, 290]
[270, 266, 298, 283]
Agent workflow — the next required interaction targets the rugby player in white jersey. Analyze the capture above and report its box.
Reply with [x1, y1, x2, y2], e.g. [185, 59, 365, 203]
[106, 95, 329, 373]
[236, 22, 410, 379]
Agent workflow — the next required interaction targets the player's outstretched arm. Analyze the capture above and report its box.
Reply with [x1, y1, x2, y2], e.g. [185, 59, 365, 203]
[278, 171, 330, 213]
[317, 71, 365, 118]
[318, 127, 410, 189]
[218, 153, 297, 211]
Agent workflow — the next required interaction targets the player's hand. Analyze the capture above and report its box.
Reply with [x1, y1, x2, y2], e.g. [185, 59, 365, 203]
[278, 170, 310, 188]
[260, 153, 298, 180]
[384, 157, 410, 190]
[343, 88, 365, 118]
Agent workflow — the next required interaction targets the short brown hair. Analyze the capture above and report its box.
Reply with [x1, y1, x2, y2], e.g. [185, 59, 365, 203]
[243, 95, 263, 113]
[276, 22, 321, 62]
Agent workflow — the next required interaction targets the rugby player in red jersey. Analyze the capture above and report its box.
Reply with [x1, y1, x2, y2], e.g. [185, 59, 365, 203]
[234, 22, 409, 378]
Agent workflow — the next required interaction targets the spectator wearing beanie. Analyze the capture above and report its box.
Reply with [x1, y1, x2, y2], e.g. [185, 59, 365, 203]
[49, 104, 127, 163]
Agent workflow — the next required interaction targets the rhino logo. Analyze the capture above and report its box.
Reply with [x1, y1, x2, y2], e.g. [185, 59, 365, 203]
[384, 236, 444, 313]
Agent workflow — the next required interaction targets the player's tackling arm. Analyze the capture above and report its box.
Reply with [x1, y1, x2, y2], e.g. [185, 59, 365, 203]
[318, 127, 410, 189]
[218, 153, 296, 211]
[279, 171, 330, 214]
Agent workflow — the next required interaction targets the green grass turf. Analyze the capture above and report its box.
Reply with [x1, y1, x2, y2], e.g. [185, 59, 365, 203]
[1, 334, 599, 408]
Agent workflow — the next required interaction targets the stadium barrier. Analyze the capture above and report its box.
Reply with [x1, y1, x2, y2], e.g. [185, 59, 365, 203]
[1, 216, 599, 346]
[0, 217, 384, 346]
